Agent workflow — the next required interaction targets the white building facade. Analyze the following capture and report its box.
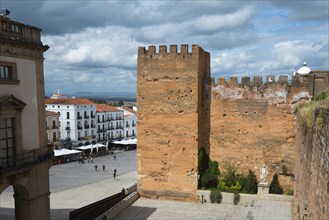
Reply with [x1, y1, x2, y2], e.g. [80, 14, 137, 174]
[45, 98, 97, 147]
[96, 104, 124, 142]
[118, 107, 137, 139]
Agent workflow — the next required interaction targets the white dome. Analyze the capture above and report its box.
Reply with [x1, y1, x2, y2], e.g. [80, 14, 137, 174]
[297, 61, 311, 75]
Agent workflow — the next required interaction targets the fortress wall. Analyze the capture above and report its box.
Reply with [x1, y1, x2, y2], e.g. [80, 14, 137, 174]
[136, 44, 328, 201]
[136, 45, 210, 201]
[210, 75, 313, 191]
[294, 107, 329, 219]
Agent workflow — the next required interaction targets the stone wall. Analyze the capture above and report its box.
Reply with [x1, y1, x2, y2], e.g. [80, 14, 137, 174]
[209, 76, 312, 191]
[136, 45, 210, 201]
[136, 44, 329, 201]
[294, 106, 329, 219]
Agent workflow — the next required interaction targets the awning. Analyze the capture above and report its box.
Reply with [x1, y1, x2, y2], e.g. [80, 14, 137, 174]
[54, 149, 81, 157]
[76, 143, 106, 151]
[111, 138, 137, 145]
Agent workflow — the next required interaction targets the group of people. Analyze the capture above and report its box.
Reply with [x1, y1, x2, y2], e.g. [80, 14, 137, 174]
[94, 165, 117, 179]
[78, 154, 94, 164]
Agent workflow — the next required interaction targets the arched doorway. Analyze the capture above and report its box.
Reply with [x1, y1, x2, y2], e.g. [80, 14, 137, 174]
[0, 184, 30, 220]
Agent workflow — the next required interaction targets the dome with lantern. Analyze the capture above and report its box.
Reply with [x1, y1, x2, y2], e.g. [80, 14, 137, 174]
[296, 61, 311, 75]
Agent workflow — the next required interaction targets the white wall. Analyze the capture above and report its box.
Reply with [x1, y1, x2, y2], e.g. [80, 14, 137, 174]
[1, 56, 39, 150]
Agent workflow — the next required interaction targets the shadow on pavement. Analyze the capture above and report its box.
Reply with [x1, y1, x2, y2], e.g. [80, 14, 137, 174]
[51, 208, 74, 220]
[113, 206, 157, 220]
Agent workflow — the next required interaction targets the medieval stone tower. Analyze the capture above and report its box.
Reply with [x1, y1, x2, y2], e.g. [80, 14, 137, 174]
[136, 45, 211, 201]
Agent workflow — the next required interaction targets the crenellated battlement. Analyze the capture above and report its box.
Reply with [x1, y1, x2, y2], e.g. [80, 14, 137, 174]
[213, 75, 293, 87]
[212, 74, 314, 104]
[138, 44, 202, 59]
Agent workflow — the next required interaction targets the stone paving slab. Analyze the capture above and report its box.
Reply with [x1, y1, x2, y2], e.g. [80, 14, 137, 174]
[113, 197, 291, 220]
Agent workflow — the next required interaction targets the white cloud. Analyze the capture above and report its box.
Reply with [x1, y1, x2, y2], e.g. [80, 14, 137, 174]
[75, 73, 90, 83]
[191, 6, 254, 33]
[3, 0, 326, 95]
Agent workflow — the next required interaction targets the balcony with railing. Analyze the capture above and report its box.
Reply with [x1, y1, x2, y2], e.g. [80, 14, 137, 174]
[115, 116, 123, 120]
[65, 126, 71, 131]
[0, 150, 54, 175]
[126, 124, 130, 128]
[77, 115, 82, 120]
[84, 125, 89, 129]
[108, 126, 115, 130]
[117, 125, 123, 129]
[77, 126, 83, 130]
[52, 125, 59, 129]
[98, 128, 105, 133]
[91, 114, 96, 119]
[108, 117, 114, 121]
[0, 15, 44, 45]
[84, 115, 89, 119]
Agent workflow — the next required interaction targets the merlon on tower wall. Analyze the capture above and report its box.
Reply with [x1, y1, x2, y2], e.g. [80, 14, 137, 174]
[137, 44, 210, 201]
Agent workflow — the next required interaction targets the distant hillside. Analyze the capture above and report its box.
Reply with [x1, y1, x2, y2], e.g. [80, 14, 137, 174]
[45, 91, 136, 103]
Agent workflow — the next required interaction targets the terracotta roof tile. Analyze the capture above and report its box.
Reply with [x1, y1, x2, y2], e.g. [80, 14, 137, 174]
[96, 104, 122, 112]
[45, 98, 96, 105]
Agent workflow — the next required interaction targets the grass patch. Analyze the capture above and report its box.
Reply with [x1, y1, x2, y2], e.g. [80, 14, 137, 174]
[294, 98, 328, 129]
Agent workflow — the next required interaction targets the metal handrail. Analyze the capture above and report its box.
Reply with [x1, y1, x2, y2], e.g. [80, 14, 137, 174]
[0, 150, 53, 174]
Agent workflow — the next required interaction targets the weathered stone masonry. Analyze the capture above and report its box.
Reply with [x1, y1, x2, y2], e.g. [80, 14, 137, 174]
[210, 75, 313, 191]
[295, 107, 329, 220]
[137, 44, 329, 201]
[137, 45, 210, 201]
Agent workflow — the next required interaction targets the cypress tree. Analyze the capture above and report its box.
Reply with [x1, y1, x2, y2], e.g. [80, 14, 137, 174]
[269, 173, 283, 194]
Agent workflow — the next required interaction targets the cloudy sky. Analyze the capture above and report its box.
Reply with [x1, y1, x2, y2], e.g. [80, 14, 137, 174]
[1, 0, 328, 95]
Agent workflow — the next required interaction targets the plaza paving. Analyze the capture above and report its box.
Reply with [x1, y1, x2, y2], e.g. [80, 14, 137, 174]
[114, 197, 291, 220]
[1, 150, 137, 220]
[1, 150, 292, 220]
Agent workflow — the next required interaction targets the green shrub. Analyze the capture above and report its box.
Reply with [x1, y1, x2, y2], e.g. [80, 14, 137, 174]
[198, 147, 209, 174]
[201, 172, 219, 189]
[209, 160, 220, 175]
[210, 190, 222, 203]
[241, 170, 258, 194]
[222, 162, 238, 187]
[286, 189, 294, 196]
[269, 174, 283, 194]
[314, 91, 327, 101]
[198, 147, 220, 189]
[233, 192, 240, 205]
[238, 176, 247, 191]
[217, 179, 241, 192]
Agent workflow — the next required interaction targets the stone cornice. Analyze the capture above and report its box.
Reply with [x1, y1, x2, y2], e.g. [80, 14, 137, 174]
[0, 38, 49, 59]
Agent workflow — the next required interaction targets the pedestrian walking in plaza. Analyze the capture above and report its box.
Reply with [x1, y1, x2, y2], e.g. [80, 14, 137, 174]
[113, 169, 117, 180]
[95, 165, 98, 172]
[102, 165, 105, 172]
[113, 154, 116, 160]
